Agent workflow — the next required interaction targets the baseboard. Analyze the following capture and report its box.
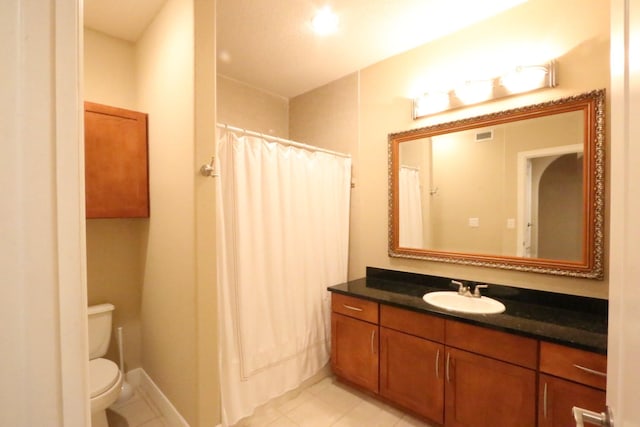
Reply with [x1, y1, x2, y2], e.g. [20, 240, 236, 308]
[122, 366, 326, 427]
[125, 368, 190, 427]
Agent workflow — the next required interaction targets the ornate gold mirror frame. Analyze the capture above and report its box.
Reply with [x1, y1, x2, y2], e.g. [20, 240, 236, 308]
[388, 90, 605, 279]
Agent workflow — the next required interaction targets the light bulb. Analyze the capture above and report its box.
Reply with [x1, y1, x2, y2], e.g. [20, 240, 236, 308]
[312, 7, 339, 36]
[414, 92, 450, 117]
[454, 80, 494, 104]
[501, 65, 548, 93]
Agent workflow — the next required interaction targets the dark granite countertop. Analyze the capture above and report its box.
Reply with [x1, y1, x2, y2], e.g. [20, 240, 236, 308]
[328, 267, 608, 354]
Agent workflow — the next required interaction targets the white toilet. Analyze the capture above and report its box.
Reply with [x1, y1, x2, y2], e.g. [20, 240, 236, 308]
[88, 303, 123, 427]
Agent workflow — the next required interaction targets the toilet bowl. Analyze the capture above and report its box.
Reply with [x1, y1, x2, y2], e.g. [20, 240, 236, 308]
[88, 303, 122, 427]
[90, 358, 123, 427]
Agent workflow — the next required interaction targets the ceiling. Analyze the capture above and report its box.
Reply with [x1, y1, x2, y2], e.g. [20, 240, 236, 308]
[85, 0, 528, 99]
[84, 0, 167, 42]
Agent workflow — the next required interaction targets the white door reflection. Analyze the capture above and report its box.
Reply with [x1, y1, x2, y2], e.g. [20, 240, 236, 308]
[516, 144, 584, 260]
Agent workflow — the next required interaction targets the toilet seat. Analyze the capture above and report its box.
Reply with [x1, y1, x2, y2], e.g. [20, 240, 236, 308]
[89, 358, 120, 398]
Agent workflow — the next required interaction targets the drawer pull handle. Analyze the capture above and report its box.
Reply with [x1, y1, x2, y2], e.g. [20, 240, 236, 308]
[435, 349, 440, 379]
[573, 364, 607, 377]
[446, 352, 451, 383]
[343, 304, 363, 312]
[543, 382, 548, 419]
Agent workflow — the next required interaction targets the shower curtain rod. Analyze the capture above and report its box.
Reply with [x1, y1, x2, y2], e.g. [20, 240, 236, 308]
[216, 123, 351, 159]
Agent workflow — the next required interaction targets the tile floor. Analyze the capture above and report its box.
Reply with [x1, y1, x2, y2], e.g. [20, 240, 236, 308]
[233, 376, 435, 427]
[105, 376, 435, 427]
[107, 386, 168, 427]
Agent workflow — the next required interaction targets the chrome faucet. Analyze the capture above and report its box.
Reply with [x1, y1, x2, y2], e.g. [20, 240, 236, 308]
[452, 280, 472, 297]
[473, 284, 488, 298]
[452, 280, 488, 298]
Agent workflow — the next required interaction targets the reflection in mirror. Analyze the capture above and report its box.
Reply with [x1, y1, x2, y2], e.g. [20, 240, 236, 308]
[389, 90, 605, 279]
[519, 143, 584, 261]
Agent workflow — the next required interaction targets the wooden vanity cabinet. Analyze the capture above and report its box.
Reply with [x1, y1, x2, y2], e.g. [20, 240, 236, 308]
[444, 321, 538, 427]
[84, 102, 149, 218]
[379, 305, 445, 424]
[330, 293, 604, 427]
[538, 342, 606, 427]
[331, 294, 379, 393]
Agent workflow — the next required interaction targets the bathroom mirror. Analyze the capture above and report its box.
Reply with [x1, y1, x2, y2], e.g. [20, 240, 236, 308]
[388, 89, 605, 279]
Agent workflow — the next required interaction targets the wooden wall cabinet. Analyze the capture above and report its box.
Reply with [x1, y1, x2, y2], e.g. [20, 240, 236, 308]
[538, 342, 607, 427]
[84, 102, 149, 218]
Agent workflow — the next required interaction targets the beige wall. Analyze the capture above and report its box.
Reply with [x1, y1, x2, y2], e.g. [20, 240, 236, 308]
[136, 0, 200, 423]
[289, 73, 359, 155]
[83, 28, 144, 371]
[84, 29, 137, 109]
[217, 75, 289, 138]
[194, 1, 219, 424]
[289, 0, 609, 298]
[428, 127, 507, 254]
[289, 73, 360, 278]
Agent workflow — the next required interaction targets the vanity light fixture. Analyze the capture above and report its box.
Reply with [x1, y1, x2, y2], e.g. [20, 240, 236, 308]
[453, 79, 494, 105]
[413, 61, 557, 119]
[414, 90, 450, 117]
[311, 6, 339, 36]
[501, 64, 552, 93]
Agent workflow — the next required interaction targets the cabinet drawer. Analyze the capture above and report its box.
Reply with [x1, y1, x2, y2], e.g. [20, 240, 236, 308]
[540, 342, 607, 390]
[332, 293, 378, 323]
[446, 320, 538, 369]
[380, 304, 444, 343]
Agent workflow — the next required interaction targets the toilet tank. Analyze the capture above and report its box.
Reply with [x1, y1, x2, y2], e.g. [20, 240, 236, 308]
[88, 303, 115, 359]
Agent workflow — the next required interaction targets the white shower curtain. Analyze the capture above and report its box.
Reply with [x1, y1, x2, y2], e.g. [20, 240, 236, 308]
[216, 130, 352, 426]
[399, 166, 424, 247]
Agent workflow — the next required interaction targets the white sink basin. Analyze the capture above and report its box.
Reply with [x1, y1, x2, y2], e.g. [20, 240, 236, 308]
[422, 291, 506, 314]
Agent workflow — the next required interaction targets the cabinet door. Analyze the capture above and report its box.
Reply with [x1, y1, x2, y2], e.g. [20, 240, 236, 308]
[331, 312, 379, 393]
[84, 102, 149, 218]
[538, 374, 606, 427]
[445, 347, 536, 427]
[380, 327, 444, 424]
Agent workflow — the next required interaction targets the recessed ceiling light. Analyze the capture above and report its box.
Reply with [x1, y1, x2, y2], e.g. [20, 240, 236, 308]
[311, 6, 339, 36]
[218, 49, 232, 63]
